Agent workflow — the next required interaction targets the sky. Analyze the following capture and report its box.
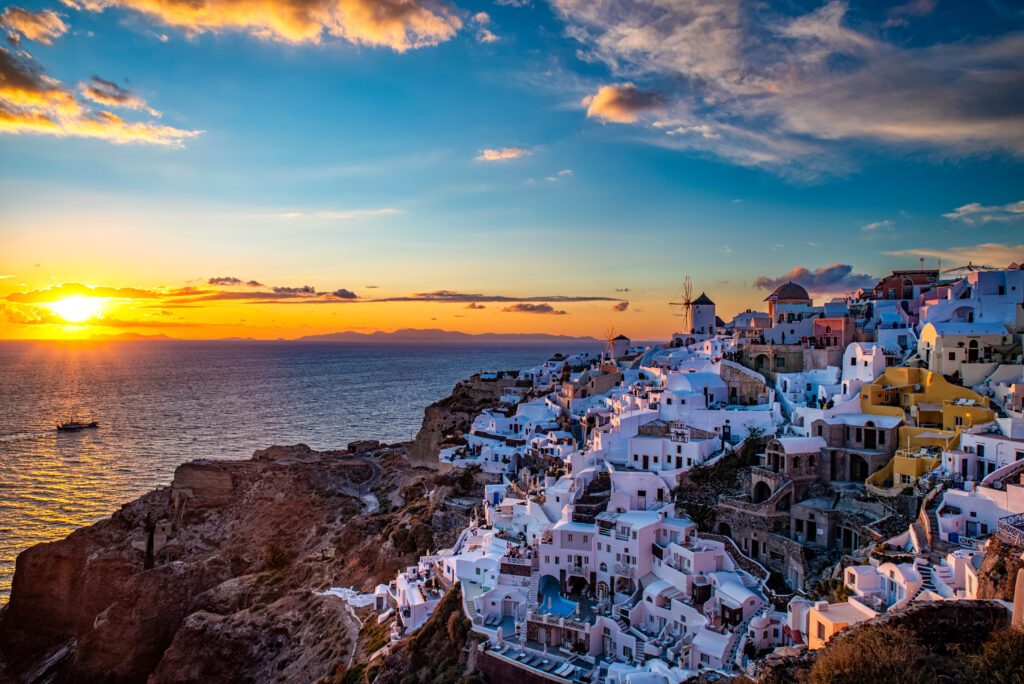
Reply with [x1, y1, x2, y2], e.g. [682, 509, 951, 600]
[0, 0, 1022, 340]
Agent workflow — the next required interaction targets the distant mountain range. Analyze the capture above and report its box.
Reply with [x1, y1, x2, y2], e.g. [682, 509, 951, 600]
[88, 332, 175, 341]
[80, 328, 601, 345]
[295, 328, 600, 345]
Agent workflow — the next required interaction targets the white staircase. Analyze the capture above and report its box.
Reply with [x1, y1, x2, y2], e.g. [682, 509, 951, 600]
[528, 554, 541, 604]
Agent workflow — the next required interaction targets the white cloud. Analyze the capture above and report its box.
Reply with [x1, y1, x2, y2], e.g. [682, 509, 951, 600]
[886, 243, 1024, 268]
[552, 0, 1024, 175]
[862, 219, 894, 232]
[475, 146, 531, 161]
[943, 200, 1024, 224]
[275, 208, 400, 220]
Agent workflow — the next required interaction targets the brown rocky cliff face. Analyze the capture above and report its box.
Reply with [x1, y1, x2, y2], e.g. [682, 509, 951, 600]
[0, 446, 381, 683]
[408, 374, 515, 466]
[975, 536, 1024, 600]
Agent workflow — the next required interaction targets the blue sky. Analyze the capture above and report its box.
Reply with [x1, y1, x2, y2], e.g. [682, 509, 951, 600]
[0, 0, 1022, 338]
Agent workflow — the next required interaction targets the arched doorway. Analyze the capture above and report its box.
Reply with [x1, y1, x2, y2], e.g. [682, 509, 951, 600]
[754, 354, 769, 372]
[968, 339, 979, 363]
[752, 481, 772, 504]
[717, 522, 732, 538]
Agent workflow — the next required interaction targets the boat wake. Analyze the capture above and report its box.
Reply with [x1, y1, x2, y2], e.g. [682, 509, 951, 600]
[0, 430, 50, 444]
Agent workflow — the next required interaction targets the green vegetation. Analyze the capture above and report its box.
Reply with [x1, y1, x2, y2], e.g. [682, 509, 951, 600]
[359, 619, 390, 656]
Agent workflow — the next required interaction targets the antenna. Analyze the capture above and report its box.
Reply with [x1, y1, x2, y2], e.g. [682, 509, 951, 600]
[669, 275, 694, 333]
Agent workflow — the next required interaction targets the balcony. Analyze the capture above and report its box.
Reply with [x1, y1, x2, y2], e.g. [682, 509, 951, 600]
[997, 513, 1024, 547]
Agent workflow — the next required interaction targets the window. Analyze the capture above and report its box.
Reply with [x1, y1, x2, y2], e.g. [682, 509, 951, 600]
[878, 431, 885, 445]
[567, 534, 573, 542]
[700, 654, 709, 664]
[949, 351, 956, 361]
[850, 357, 856, 366]
[776, 357, 785, 368]
[817, 622, 826, 640]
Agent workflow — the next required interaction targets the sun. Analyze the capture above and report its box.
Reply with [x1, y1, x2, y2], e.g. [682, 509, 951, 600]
[48, 296, 106, 324]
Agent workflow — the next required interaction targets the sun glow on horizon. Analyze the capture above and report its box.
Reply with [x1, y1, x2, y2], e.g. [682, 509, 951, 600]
[47, 296, 106, 324]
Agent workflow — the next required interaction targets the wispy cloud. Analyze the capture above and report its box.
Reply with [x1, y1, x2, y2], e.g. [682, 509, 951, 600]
[554, 0, 1024, 175]
[0, 6, 68, 45]
[208, 276, 264, 287]
[274, 208, 401, 220]
[475, 147, 531, 161]
[862, 219, 894, 232]
[374, 290, 618, 303]
[502, 303, 567, 315]
[67, 0, 462, 52]
[0, 46, 199, 146]
[754, 263, 875, 295]
[886, 243, 1024, 268]
[78, 76, 160, 117]
[472, 11, 499, 43]
[943, 200, 1024, 224]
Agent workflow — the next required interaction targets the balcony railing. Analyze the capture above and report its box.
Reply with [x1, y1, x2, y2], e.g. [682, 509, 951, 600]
[997, 513, 1024, 547]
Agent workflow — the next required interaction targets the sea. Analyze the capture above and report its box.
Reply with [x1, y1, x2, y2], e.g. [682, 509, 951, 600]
[0, 340, 586, 603]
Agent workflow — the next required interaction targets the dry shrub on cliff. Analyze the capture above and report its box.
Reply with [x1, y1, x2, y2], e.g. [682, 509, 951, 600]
[967, 628, 1024, 684]
[808, 624, 951, 684]
[372, 584, 484, 684]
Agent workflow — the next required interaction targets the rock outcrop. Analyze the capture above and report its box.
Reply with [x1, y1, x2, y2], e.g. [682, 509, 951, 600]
[975, 535, 1024, 601]
[408, 372, 522, 466]
[0, 443, 445, 683]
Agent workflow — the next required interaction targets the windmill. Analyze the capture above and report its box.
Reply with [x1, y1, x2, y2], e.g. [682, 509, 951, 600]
[670, 275, 695, 332]
[941, 262, 995, 278]
[603, 326, 618, 361]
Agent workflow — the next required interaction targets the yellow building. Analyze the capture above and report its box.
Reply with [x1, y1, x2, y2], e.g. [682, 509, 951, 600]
[807, 600, 878, 650]
[860, 368, 994, 490]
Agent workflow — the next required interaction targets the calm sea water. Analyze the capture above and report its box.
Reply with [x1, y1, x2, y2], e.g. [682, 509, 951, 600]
[0, 340, 576, 602]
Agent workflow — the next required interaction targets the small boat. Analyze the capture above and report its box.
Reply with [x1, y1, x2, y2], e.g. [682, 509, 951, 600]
[56, 419, 99, 432]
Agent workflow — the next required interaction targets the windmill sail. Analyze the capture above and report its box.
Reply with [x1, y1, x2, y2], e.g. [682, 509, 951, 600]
[670, 276, 694, 332]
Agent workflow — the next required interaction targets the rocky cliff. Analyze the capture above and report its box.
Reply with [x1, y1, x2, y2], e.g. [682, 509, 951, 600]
[408, 372, 523, 466]
[0, 435, 486, 684]
[975, 536, 1024, 601]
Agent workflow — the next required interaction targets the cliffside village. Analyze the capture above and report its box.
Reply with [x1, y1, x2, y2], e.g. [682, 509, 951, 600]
[372, 265, 1024, 682]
